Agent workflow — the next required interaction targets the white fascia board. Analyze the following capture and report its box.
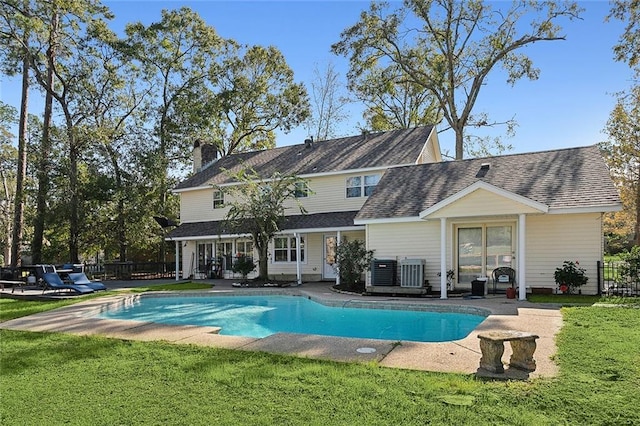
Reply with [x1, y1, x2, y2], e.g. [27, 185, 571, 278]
[548, 204, 623, 214]
[173, 181, 242, 194]
[165, 233, 252, 241]
[354, 216, 423, 225]
[419, 181, 549, 219]
[276, 226, 364, 234]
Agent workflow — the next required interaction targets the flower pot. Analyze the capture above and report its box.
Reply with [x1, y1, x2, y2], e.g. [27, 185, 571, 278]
[506, 287, 516, 299]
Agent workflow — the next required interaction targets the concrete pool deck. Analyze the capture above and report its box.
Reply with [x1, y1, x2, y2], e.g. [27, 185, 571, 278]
[0, 280, 563, 379]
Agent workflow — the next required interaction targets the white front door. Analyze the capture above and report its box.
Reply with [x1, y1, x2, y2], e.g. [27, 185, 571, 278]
[323, 235, 337, 280]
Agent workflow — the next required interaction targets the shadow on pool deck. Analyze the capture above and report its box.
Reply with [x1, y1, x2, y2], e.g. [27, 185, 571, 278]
[0, 279, 563, 379]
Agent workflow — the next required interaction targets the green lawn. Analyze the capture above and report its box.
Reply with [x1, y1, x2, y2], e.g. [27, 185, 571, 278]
[1, 294, 639, 425]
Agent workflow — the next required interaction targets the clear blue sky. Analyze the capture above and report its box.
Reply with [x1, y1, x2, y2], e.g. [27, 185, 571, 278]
[1, 0, 632, 157]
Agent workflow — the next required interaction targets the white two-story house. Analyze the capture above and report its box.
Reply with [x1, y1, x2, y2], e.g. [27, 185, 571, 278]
[167, 126, 621, 299]
[167, 126, 441, 283]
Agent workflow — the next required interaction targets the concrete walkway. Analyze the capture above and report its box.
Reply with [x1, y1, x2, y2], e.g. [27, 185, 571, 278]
[0, 280, 563, 379]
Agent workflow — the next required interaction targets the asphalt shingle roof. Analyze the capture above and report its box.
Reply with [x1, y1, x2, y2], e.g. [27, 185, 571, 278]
[175, 126, 434, 190]
[166, 211, 360, 239]
[356, 145, 621, 221]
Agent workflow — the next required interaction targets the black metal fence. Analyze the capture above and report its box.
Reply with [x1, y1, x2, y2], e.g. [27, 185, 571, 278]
[598, 260, 639, 296]
[86, 262, 179, 280]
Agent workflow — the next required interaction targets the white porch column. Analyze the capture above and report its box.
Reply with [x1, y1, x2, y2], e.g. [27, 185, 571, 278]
[335, 231, 341, 286]
[440, 217, 448, 299]
[175, 241, 180, 281]
[518, 214, 526, 300]
[294, 233, 302, 286]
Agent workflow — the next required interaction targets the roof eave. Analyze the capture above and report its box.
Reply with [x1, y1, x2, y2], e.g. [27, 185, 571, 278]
[548, 204, 623, 214]
[353, 216, 423, 225]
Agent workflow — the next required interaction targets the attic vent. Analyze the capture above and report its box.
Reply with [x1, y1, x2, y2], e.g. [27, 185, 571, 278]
[476, 163, 490, 178]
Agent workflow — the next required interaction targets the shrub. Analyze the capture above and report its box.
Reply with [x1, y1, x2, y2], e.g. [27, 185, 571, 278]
[334, 240, 374, 292]
[554, 260, 588, 294]
[232, 255, 256, 283]
[618, 246, 640, 287]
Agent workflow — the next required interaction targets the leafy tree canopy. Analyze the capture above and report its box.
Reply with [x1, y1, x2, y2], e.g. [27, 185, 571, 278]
[332, 0, 582, 159]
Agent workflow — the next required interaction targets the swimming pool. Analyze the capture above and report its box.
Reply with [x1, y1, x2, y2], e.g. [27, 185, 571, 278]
[98, 294, 487, 342]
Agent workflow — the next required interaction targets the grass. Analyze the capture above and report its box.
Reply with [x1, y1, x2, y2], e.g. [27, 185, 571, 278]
[1, 294, 639, 424]
[528, 293, 640, 306]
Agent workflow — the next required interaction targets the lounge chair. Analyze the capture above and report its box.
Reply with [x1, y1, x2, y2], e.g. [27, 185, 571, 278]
[42, 272, 94, 295]
[67, 272, 107, 291]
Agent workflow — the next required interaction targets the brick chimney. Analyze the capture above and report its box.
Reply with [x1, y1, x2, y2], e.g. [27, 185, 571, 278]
[193, 140, 219, 173]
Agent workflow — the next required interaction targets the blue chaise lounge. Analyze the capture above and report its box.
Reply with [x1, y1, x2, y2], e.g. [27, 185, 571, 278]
[67, 272, 107, 291]
[42, 272, 94, 295]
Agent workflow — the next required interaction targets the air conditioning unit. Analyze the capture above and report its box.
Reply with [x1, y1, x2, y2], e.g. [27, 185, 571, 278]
[400, 259, 425, 288]
[371, 260, 397, 286]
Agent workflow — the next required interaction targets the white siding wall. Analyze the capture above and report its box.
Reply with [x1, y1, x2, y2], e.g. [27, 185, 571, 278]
[526, 213, 603, 294]
[365, 213, 604, 294]
[179, 189, 231, 223]
[366, 221, 447, 287]
[179, 172, 381, 223]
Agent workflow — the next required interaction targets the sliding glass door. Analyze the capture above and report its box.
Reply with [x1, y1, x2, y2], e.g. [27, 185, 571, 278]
[457, 224, 514, 285]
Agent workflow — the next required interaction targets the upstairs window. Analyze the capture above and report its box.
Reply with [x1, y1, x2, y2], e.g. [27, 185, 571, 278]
[213, 190, 224, 209]
[346, 174, 380, 198]
[294, 182, 309, 198]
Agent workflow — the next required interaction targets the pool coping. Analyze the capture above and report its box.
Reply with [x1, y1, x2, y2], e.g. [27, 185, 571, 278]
[0, 285, 563, 379]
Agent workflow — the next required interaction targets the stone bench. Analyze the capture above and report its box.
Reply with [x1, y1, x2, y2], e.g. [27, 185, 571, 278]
[477, 330, 539, 374]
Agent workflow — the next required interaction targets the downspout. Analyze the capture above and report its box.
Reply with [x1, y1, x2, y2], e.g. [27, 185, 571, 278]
[440, 217, 448, 299]
[175, 240, 180, 281]
[518, 214, 526, 300]
[294, 232, 302, 286]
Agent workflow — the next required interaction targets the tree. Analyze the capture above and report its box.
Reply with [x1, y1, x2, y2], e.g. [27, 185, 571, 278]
[25, 1, 114, 263]
[0, 0, 31, 268]
[304, 61, 350, 141]
[0, 102, 17, 265]
[332, 0, 582, 159]
[122, 7, 226, 185]
[221, 168, 307, 281]
[602, 86, 640, 247]
[352, 64, 441, 132]
[603, 0, 639, 250]
[214, 45, 310, 155]
[609, 0, 640, 74]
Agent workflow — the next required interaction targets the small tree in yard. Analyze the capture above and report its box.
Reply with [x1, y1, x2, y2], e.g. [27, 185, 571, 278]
[334, 239, 374, 292]
[222, 167, 307, 281]
[232, 255, 256, 284]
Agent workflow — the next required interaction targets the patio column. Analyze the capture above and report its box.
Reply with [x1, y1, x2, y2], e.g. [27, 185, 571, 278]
[175, 240, 180, 281]
[518, 214, 526, 300]
[294, 232, 302, 286]
[335, 231, 341, 286]
[440, 217, 447, 300]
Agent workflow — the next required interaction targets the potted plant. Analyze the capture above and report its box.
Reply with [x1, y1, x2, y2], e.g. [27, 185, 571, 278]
[437, 269, 455, 290]
[554, 260, 588, 294]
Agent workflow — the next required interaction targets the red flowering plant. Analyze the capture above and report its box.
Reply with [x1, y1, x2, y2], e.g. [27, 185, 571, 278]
[554, 260, 588, 294]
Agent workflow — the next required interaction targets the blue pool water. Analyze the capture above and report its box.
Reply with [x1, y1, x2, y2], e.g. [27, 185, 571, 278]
[98, 295, 486, 342]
